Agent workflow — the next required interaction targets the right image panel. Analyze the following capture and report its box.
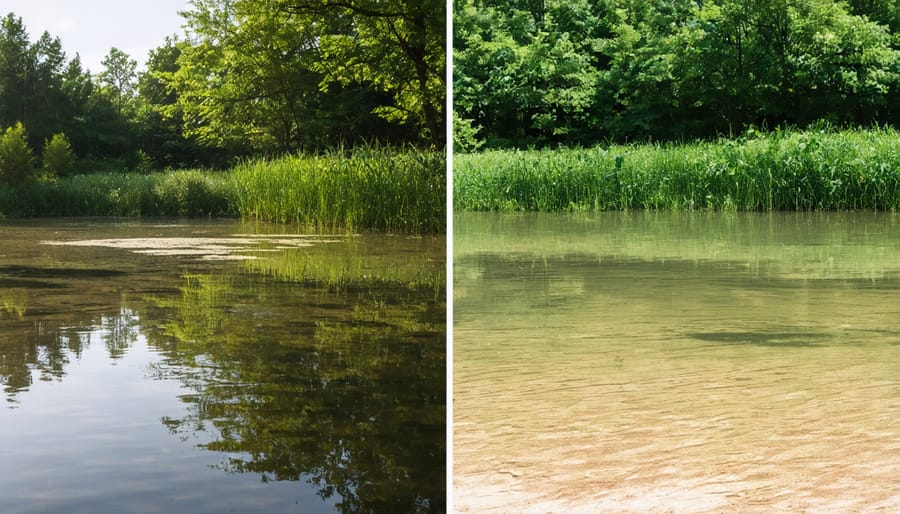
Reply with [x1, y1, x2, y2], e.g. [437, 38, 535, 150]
[452, 0, 900, 511]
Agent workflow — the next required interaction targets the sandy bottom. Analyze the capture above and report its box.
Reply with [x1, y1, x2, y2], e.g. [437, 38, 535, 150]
[454, 432, 900, 514]
[453, 211, 900, 513]
[454, 335, 900, 513]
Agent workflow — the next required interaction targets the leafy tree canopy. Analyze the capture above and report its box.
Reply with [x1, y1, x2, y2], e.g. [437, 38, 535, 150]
[455, 0, 900, 149]
[1, 0, 446, 172]
[166, 0, 444, 154]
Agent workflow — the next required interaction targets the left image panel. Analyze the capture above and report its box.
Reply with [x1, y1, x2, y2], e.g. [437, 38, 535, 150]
[0, 1, 446, 513]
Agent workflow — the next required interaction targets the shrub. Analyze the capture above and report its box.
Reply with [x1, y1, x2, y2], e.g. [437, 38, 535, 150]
[453, 112, 484, 153]
[0, 123, 35, 184]
[42, 133, 76, 178]
[132, 149, 154, 174]
[154, 170, 231, 216]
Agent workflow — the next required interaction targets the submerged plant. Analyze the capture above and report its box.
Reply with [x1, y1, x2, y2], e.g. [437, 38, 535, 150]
[0, 289, 27, 319]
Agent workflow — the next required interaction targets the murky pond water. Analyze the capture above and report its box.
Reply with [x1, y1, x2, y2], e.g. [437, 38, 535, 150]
[0, 219, 445, 514]
[454, 211, 900, 513]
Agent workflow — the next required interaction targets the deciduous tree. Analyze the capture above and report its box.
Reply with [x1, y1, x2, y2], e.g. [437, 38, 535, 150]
[99, 47, 137, 116]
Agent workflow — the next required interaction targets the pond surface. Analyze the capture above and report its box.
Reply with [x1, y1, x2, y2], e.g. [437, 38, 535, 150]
[0, 219, 445, 514]
[454, 211, 900, 513]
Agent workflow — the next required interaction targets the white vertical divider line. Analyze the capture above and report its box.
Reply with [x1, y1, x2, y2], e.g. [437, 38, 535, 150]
[445, 0, 455, 509]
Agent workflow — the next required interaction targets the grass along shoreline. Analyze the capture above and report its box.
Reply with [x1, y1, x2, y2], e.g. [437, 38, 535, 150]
[455, 127, 900, 212]
[0, 146, 445, 233]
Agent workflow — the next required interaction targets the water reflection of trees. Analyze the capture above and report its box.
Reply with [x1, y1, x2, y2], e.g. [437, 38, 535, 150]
[0, 305, 138, 402]
[144, 272, 445, 513]
[0, 264, 445, 513]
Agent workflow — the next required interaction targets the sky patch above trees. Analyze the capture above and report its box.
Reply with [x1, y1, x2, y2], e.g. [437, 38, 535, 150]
[0, 0, 188, 73]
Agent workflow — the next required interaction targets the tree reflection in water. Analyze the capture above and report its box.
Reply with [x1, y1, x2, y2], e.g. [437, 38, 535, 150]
[0, 253, 445, 513]
[0, 303, 138, 402]
[145, 272, 445, 513]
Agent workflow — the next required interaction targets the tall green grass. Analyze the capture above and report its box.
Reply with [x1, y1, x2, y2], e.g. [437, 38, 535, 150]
[455, 127, 900, 212]
[0, 146, 445, 232]
[228, 146, 445, 232]
[0, 171, 231, 217]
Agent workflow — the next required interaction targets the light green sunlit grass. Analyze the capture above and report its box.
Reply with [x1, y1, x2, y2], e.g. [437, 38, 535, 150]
[455, 127, 900, 212]
[0, 145, 445, 233]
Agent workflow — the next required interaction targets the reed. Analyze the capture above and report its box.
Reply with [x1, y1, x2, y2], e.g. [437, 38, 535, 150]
[228, 145, 445, 232]
[454, 127, 900, 212]
[0, 145, 445, 232]
[0, 171, 232, 217]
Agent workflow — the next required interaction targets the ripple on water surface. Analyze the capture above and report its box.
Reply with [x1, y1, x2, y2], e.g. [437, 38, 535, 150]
[1, 219, 445, 514]
[454, 212, 900, 513]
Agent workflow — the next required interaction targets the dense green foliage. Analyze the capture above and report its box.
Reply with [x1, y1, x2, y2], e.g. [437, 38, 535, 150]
[1, 1, 444, 173]
[41, 133, 76, 178]
[0, 147, 445, 232]
[171, 0, 445, 151]
[455, 127, 900, 211]
[180, 0, 445, 150]
[0, 122, 33, 184]
[0, 14, 138, 163]
[455, 0, 900, 148]
[229, 146, 445, 232]
[0, 171, 227, 218]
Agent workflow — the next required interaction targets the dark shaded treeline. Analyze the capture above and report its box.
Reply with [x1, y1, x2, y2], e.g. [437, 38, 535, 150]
[0, 0, 445, 172]
[454, 0, 900, 149]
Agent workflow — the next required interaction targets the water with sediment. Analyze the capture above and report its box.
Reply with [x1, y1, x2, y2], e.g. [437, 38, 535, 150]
[0, 219, 445, 514]
[454, 211, 900, 513]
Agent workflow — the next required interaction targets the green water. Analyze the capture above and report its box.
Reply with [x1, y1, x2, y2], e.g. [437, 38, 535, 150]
[454, 211, 900, 513]
[0, 219, 445, 514]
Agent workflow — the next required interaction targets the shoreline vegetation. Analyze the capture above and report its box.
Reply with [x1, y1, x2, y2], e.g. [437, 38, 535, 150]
[0, 146, 445, 233]
[455, 126, 900, 212]
[1, 3, 446, 235]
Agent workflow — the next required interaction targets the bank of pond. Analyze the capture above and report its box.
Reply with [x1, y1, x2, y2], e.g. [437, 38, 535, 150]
[0, 146, 445, 233]
[455, 127, 900, 212]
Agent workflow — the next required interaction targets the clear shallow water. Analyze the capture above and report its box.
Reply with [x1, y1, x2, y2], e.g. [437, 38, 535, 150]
[454, 211, 900, 513]
[0, 219, 445, 514]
